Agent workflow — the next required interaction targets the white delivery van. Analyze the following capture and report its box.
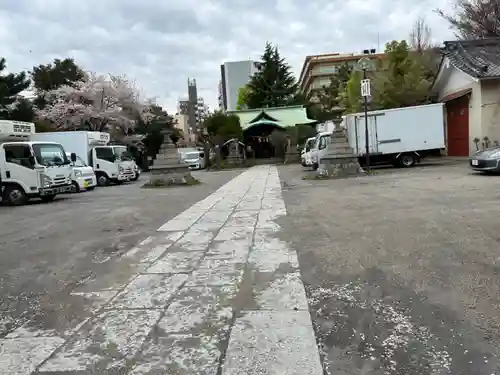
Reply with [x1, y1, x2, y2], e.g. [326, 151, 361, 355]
[312, 103, 446, 170]
[344, 103, 445, 168]
[0, 120, 73, 205]
[66, 152, 97, 193]
[31, 132, 136, 186]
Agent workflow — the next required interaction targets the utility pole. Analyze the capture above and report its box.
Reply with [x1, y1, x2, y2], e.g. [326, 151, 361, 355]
[362, 68, 370, 172]
[357, 57, 372, 172]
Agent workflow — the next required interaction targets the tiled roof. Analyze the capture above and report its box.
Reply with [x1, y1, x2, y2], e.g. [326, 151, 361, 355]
[228, 106, 316, 129]
[442, 38, 500, 78]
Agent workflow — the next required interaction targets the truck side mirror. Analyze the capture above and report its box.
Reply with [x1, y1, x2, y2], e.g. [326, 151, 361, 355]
[28, 155, 36, 167]
[70, 153, 77, 162]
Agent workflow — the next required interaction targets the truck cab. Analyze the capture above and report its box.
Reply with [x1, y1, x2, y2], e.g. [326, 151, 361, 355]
[0, 121, 73, 205]
[301, 137, 316, 167]
[310, 132, 331, 170]
[110, 144, 140, 180]
[86, 133, 136, 185]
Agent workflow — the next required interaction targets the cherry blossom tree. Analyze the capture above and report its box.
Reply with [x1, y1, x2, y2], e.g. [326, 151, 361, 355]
[36, 72, 153, 133]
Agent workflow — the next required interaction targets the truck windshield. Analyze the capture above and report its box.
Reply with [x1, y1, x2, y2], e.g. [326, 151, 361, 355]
[32, 143, 70, 166]
[113, 146, 133, 161]
[305, 139, 315, 150]
[184, 152, 200, 159]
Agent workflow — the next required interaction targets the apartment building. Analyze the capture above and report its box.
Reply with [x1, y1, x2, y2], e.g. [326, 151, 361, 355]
[195, 97, 209, 125]
[218, 60, 262, 111]
[177, 95, 209, 143]
[172, 112, 191, 143]
[298, 49, 383, 98]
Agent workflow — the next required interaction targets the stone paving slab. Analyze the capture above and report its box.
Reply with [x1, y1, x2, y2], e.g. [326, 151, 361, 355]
[38, 310, 160, 372]
[0, 337, 66, 374]
[221, 311, 323, 375]
[1, 165, 322, 374]
[107, 273, 188, 309]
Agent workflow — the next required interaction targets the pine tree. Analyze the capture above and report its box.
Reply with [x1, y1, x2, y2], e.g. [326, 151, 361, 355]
[0, 57, 31, 118]
[244, 42, 298, 109]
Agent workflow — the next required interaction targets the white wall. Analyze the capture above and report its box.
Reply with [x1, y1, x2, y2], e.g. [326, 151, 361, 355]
[316, 121, 335, 133]
[480, 79, 500, 146]
[438, 58, 477, 101]
[468, 84, 483, 153]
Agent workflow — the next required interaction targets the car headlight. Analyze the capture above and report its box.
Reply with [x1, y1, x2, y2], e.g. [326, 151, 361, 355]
[74, 170, 82, 177]
[119, 166, 124, 173]
[41, 174, 51, 187]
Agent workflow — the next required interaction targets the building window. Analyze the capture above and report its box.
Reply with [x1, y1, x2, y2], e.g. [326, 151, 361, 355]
[318, 65, 336, 74]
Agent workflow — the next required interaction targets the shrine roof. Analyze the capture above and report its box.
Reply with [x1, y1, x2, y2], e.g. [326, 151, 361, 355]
[228, 105, 316, 130]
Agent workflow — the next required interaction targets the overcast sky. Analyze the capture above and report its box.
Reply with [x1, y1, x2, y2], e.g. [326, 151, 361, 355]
[1, 0, 455, 113]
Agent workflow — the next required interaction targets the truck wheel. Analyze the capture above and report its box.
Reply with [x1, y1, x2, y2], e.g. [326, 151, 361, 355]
[313, 162, 319, 171]
[40, 194, 56, 202]
[3, 184, 28, 206]
[399, 154, 416, 168]
[97, 174, 109, 186]
[131, 174, 139, 181]
[71, 181, 80, 193]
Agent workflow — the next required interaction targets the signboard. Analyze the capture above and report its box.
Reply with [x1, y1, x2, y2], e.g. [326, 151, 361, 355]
[361, 79, 371, 97]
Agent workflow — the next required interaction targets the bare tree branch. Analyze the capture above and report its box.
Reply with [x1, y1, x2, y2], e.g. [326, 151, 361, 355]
[436, 0, 500, 39]
[410, 17, 433, 52]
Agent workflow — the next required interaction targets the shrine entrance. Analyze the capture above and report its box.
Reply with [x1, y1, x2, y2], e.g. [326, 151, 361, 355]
[242, 111, 287, 159]
[243, 122, 286, 159]
[229, 105, 317, 161]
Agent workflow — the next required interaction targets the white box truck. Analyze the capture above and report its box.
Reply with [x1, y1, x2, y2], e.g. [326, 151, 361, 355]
[0, 120, 73, 205]
[31, 131, 137, 186]
[311, 103, 445, 169]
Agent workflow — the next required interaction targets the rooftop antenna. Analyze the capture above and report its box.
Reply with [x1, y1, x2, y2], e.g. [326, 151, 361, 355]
[377, 33, 380, 52]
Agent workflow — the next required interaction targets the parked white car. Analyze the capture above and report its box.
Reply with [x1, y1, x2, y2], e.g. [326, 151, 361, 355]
[181, 150, 206, 170]
[66, 153, 97, 193]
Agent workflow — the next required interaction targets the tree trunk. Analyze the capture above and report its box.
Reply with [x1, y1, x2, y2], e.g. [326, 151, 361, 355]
[203, 142, 211, 168]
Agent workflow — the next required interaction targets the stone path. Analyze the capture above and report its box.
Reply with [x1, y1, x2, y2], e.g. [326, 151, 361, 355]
[1, 165, 323, 374]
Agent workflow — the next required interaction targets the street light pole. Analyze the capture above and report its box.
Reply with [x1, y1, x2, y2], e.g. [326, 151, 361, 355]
[357, 56, 372, 173]
[363, 68, 370, 172]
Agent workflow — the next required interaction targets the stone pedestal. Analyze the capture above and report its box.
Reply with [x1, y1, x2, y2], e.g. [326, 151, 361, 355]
[226, 140, 242, 166]
[318, 118, 364, 178]
[148, 132, 192, 186]
[284, 137, 300, 164]
[284, 146, 300, 164]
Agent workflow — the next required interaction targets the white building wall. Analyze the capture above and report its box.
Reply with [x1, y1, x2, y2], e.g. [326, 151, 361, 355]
[480, 79, 500, 146]
[222, 60, 260, 111]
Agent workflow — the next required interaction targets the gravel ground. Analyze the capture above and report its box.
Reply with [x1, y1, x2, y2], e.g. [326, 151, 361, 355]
[0, 169, 242, 339]
[277, 162, 500, 375]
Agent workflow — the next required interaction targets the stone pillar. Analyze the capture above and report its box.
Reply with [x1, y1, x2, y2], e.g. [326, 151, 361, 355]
[226, 140, 242, 165]
[284, 136, 300, 164]
[147, 131, 192, 186]
[318, 115, 364, 178]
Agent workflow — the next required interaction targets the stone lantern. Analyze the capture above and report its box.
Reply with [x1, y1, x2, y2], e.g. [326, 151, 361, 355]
[317, 106, 364, 177]
[147, 129, 192, 185]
